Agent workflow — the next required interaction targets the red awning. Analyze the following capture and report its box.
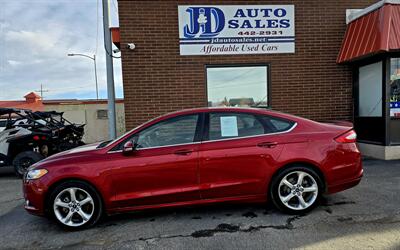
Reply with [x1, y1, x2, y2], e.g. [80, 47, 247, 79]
[337, 2, 400, 63]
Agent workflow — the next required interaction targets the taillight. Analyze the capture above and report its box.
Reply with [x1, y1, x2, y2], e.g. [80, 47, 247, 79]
[335, 130, 357, 143]
[33, 135, 40, 141]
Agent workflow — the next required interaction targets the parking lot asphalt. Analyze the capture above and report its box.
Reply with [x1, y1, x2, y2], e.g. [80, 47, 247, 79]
[0, 159, 399, 250]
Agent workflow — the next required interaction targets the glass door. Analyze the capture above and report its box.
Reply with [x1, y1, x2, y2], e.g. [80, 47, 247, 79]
[354, 61, 385, 144]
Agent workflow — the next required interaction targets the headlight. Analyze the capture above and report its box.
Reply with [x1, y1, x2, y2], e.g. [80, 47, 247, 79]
[26, 169, 48, 180]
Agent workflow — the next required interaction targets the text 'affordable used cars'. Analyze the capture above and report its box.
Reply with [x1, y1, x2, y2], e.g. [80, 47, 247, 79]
[23, 107, 362, 229]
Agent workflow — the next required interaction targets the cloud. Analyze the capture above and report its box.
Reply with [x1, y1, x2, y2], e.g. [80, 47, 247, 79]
[5, 29, 58, 54]
[0, 21, 9, 29]
[7, 60, 21, 66]
[0, 0, 123, 101]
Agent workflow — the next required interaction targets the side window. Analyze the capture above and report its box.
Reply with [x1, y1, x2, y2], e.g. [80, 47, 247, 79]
[209, 113, 264, 140]
[258, 115, 295, 133]
[135, 115, 199, 148]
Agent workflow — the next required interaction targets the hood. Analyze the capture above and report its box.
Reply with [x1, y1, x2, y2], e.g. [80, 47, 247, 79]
[43, 142, 102, 162]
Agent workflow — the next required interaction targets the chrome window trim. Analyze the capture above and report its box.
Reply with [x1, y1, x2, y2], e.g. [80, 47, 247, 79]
[107, 141, 202, 154]
[202, 122, 297, 144]
[107, 122, 297, 154]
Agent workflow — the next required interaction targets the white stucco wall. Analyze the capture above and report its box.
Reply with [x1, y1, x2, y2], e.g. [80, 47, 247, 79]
[44, 102, 125, 144]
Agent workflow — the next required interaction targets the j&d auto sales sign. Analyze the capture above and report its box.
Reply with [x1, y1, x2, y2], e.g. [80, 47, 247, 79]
[178, 5, 295, 56]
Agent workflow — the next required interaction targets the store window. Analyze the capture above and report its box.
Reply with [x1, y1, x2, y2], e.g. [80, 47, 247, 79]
[390, 58, 400, 117]
[358, 62, 382, 117]
[206, 65, 268, 107]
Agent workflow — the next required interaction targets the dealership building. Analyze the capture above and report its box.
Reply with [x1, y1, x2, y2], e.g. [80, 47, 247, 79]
[114, 0, 400, 159]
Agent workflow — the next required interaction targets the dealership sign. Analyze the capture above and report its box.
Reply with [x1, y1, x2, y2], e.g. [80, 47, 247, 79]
[178, 5, 295, 56]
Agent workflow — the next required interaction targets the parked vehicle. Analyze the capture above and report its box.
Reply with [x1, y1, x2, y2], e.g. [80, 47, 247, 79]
[23, 107, 363, 229]
[0, 119, 7, 132]
[0, 108, 85, 177]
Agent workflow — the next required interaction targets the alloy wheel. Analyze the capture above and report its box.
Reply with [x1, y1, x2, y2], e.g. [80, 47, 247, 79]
[53, 187, 95, 227]
[278, 171, 319, 211]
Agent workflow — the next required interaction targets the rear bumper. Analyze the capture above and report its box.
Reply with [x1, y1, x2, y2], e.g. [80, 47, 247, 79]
[325, 142, 363, 194]
[327, 168, 363, 194]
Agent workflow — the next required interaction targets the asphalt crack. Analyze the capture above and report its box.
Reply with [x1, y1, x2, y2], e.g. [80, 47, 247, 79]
[133, 215, 302, 244]
[192, 215, 302, 238]
[191, 223, 240, 237]
[242, 211, 258, 218]
[337, 217, 353, 222]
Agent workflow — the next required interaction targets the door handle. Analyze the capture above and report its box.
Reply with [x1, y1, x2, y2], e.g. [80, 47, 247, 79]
[257, 142, 278, 148]
[174, 149, 193, 155]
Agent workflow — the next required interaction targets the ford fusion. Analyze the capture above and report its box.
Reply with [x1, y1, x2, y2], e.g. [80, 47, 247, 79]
[23, 108, 362, 229]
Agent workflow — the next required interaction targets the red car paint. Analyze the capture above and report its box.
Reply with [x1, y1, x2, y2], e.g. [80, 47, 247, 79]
[23, 107, 362, 216]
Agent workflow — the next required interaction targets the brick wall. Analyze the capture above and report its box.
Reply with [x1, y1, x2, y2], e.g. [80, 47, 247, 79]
[118, 0, 376, 129]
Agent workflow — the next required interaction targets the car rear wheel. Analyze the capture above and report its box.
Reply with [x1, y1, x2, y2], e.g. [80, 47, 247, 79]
[13, 151, 44, 178]
[271, 166, 322, 214]
[49, 181, 103, 229]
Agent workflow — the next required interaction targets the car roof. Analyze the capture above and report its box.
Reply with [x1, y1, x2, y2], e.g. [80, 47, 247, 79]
[163, 107, 268, 115]
[103, 107, 318, 152]
[160, 107, 306, 122]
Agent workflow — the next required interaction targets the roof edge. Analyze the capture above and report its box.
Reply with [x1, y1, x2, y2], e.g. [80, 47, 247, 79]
[348, 0, 400, 23]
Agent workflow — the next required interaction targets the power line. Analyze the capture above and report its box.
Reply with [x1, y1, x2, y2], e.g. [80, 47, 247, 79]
[209, 81, 266, 89]
[35, 84, 49, 99]
[51, 84, 94, 92]
[208, 68, 255, 83]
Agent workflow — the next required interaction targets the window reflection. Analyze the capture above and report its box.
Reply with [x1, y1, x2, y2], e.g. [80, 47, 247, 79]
[358, 62, 382, 117]
[206, 66, 268, 107]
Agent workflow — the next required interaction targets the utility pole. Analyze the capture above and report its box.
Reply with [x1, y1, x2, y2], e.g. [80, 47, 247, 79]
[102, 0, 117, 139]
[93, 54, 99, 100]
[35, 84, 49, 100]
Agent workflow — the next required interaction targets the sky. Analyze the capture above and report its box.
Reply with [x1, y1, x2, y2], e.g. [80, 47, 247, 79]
[0, 0, 123, 101]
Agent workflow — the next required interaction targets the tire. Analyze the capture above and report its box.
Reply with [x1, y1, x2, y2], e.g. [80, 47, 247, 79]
[270, 165, 323, 214]
[48, 180, 103, 230]
[13, 151, 44, 178]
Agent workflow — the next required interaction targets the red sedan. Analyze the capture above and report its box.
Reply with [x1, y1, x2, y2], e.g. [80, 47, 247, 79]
[23, 107, 362, 229]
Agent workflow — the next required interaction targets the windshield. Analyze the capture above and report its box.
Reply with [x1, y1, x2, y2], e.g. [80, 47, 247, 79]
[99, 115, 172, 149]
[96, 124, 143, 149]
[96, 140, 113, 149]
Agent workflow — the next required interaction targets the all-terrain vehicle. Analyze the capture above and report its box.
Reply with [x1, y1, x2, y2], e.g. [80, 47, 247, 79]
[0, 108, 85, 177]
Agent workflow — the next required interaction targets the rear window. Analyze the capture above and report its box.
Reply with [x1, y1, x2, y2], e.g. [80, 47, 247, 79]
[258, 115, 295, 133]
[209, 113, 264, 140]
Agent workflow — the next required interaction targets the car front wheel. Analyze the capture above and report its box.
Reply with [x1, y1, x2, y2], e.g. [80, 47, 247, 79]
[271, 166, 322, 214]
[49, 181, 103, 229]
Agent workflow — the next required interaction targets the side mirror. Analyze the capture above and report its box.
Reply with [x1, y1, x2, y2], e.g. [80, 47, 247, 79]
[122, 140, 137, 155]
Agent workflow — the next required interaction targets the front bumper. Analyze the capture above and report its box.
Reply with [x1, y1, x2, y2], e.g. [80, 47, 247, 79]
[23, 179, 48, 216]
